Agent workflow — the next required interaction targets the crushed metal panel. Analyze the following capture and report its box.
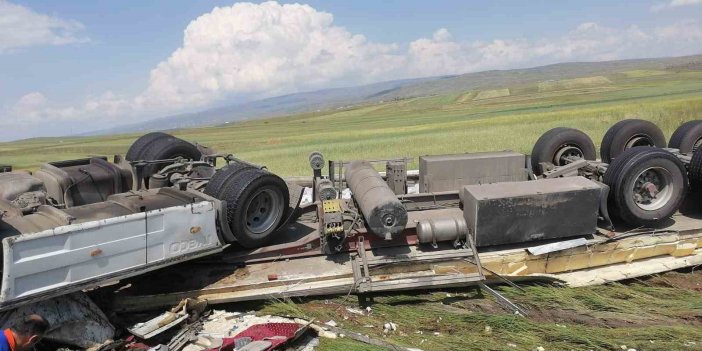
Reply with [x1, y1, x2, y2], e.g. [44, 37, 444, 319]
[1, 201, 219, 304]
[419, 151, 528, 193]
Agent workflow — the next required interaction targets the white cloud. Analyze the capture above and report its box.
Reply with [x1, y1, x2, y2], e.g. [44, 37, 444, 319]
[0, 0, 89, 53]
[403, 20, 700, 75]
[651, 0, 702, 12]
[135, 1, 402, 110]
[9, 91, 133, 126]
[4, 1, 702, 140]
[671, 0, 702, 6]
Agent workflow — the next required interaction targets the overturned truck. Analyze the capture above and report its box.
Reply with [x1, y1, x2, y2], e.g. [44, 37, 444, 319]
[1, 120, 702, 315]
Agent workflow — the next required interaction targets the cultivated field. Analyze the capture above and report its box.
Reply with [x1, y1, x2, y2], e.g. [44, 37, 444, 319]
[3, 66, 702, 350]
[2, 70, 702, 177]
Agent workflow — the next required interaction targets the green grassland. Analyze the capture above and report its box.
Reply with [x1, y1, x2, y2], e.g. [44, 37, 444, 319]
[2, 69, 702, 176]
[260, 270, 702, 351]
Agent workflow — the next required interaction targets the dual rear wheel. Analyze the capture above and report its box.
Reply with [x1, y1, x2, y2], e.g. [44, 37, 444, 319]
[126, 132, 289, 248]
[125, 132, 202, 181]
[204, 164, 290, 248]
[532, 120, 698, 227]
[603, 147, 687, 226]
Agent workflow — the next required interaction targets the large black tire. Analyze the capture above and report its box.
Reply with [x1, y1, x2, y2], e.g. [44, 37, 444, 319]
[530, 127, 596, 175]
[216, 168, 289, 248]
[668, 120, 702, 154]
[203, 163, 256, 199]
[140, 135, 202, 177]
[125, 132, 169, 161]
[687, 147, 702, 190]
[603, 147, 687, 227]
[600, 119, 666, 163]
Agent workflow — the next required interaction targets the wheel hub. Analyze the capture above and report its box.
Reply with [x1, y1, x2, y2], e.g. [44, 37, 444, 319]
[245, 188, 283, 235]
[626, 135, 654, 148]
[554, 145, 584, 165]
[693, 138, 702, 153]
[632, 167, 673, 211]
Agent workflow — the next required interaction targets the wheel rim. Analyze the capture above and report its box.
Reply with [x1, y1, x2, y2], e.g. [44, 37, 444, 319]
[692, 138, 702, 153]
[625, 135, 655, 148]
[554, 145, 584, 165]
[244, 186, 283, 235]
[631, 167, 674, 211]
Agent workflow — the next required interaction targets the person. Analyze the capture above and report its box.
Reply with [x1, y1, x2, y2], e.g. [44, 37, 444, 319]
[0, 314, 49, 351]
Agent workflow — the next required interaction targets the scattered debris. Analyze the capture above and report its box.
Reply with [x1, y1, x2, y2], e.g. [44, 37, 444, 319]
[129, 299, 207, 339]
[382, 322, 397, 333]
[345, 307, 365, 315]
[300, 319, 420, 351]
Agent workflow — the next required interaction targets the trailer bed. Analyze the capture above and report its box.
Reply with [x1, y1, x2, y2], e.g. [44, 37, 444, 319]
[110, 208, 702, 312]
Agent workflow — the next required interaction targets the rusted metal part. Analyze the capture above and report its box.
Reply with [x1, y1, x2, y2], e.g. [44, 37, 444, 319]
[34, 157, 132, 208]
[462, 176, 600, 247]
[344, 160, 408, 240]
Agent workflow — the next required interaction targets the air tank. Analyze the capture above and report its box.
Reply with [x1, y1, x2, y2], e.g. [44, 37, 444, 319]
[416, 216, 468, 246]
[344, 160, 407, 239]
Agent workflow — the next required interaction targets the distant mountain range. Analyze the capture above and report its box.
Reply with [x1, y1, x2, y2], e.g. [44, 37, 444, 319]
[90, 54, 702, 135]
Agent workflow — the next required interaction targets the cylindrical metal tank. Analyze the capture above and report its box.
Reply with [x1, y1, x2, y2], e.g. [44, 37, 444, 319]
[416, 216, 468, 246]
[344, 160, 407, 239]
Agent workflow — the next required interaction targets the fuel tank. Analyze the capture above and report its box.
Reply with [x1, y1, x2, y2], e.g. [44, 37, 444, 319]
[344, 161, 407, 239]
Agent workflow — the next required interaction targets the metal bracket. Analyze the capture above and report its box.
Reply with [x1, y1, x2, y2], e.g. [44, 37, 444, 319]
[541, 159, 588, 178]
[478, 282, 528, 317]
[351, 233, 488, 294]
[351, 236, 372, 292]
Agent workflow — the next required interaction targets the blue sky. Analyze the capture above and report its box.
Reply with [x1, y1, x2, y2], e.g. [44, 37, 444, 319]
[1, 0, 701, 141]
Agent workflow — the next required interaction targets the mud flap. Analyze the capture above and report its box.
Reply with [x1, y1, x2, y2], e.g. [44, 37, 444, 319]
[280, 182, 305, 227]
